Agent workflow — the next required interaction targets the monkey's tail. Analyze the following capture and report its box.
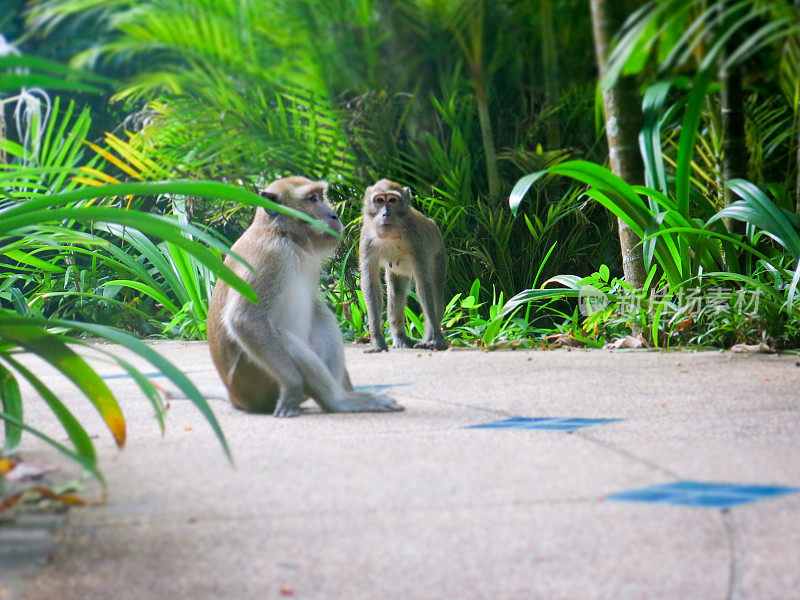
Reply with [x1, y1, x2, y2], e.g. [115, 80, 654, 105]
[151, 380, 230, 402]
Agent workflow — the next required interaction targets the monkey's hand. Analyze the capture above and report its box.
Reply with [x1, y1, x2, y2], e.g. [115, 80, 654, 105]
[331, 391, 404, 412]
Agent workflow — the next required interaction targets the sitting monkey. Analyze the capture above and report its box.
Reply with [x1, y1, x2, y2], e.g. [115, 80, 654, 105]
[206, 176, 403, 417]
[359, 179, 449, 352]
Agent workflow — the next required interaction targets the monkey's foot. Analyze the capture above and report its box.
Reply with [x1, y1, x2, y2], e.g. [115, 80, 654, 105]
[364, 345, 388, 353]
[392, 334, 417, 349]
[414, 339, 449, 351]
[273, 399, 302, 418]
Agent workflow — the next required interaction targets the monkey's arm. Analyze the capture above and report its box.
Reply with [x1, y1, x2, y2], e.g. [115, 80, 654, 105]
[359, 247, 388, 352]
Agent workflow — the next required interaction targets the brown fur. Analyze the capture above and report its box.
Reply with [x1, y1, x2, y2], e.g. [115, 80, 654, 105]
[359, 179, 448, 352]
[207, 176, 402, 416]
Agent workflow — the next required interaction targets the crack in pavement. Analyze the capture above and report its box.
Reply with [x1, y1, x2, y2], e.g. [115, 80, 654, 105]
[722, 510, 740, 600]
[575, 431, 741, 600]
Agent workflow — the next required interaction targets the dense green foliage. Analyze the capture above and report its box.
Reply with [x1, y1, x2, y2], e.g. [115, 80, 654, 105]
[3, 0, 799, 342]
[3, 0, 800, 486]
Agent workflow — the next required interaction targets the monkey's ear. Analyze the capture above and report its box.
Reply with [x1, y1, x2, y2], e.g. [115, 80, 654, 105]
[402, 186, 412, 200]
[259, 190, 279, 203]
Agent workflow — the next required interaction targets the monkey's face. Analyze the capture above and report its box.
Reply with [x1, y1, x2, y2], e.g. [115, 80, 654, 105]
[262, 177, 343, 249]
[365, 183, 410, 237]
[294, 185, 343, 237]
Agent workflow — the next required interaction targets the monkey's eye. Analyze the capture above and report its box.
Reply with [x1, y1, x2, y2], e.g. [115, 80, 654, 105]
[375, 196, 385, 204]
[307, 194, 318, 203]
[387, 197, 398, 204]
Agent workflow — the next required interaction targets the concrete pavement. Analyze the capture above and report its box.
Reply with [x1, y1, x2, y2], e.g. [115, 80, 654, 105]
[2, 342, 800, 599]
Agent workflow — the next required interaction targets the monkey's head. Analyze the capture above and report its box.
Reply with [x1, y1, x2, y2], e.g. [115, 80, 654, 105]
[259, 176, 343, 251]
[363, 179, 411, 238]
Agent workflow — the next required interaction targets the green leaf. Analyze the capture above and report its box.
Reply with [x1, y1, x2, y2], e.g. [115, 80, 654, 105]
[0, 321, 126, 447]
[0, 364, 22, 451]
[3, 249, 67, 274]
[60, 321, 231, 462]
[1, 355, 98, 468]
[101, 280, 180, 314]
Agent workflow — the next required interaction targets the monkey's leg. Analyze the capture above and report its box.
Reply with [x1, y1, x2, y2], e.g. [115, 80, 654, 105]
[310, 300, 354, 392]
[280, 328, 402, 413]
[413, 267, 449, 351]
[227, 294, 400, 414]
[386, 272, 415, 348]
[224, 304, 321, 416]
[360, 258, 388, 352]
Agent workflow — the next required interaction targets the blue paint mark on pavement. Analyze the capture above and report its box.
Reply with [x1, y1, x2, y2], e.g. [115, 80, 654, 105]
[102, 372, 166, 380]
[466, 417, 622, 432]
[607, 481, 800, 509]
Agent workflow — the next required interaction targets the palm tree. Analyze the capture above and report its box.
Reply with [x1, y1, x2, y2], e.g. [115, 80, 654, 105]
[605, 0, 800, 211]
[589, 0, 648, 288]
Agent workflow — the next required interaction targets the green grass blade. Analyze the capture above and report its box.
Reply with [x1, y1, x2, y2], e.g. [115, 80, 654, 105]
[0, 363, 22, 451]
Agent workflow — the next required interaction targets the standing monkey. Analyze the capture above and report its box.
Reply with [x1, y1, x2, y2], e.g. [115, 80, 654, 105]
[207, 176, 403, 417]
[360, 179, 449, 352]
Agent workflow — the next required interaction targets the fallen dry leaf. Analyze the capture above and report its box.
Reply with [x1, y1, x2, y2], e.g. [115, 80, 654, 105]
[606, 334, 649, 349]
[730, 342, 772, 353]
[542, 333, 586, 348]
[484, 339, 533, 351]
[0, 486, 95, 512]
[0, 457, 19, 475]
[5, 461, 60, 483]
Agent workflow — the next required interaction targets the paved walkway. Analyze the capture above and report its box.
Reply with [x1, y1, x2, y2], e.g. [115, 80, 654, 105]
[2, 342, 799, 599]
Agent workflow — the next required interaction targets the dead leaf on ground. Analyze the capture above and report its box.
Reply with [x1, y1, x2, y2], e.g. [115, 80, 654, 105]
[5, 461, 60, 483]
[542, 333, 586, 348]
[484, 339, 533, 351]
[730, 342, 772, 353]
[606, 334, 650, 349]
[0, 486, 94, 512]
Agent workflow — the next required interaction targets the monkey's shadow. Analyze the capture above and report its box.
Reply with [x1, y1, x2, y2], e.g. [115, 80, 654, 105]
[353, 383, 412, 392]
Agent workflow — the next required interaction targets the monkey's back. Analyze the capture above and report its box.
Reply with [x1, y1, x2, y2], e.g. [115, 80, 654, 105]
[206, 222, 284, 413]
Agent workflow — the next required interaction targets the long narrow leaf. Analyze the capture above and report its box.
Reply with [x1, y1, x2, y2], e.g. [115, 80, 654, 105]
[1, 355, 98, 468]
[0, 321, 126, 447]
[0, 364, 22, 451]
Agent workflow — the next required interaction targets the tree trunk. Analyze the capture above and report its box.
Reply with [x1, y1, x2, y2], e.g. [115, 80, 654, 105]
[589, 0, 647, 289]
[796, 96, 800, 213]
[717, 0, 749, 230]
[540, 0, 561, 149]
[720, 61, 748, 237]
[474, 85, 501, 199]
